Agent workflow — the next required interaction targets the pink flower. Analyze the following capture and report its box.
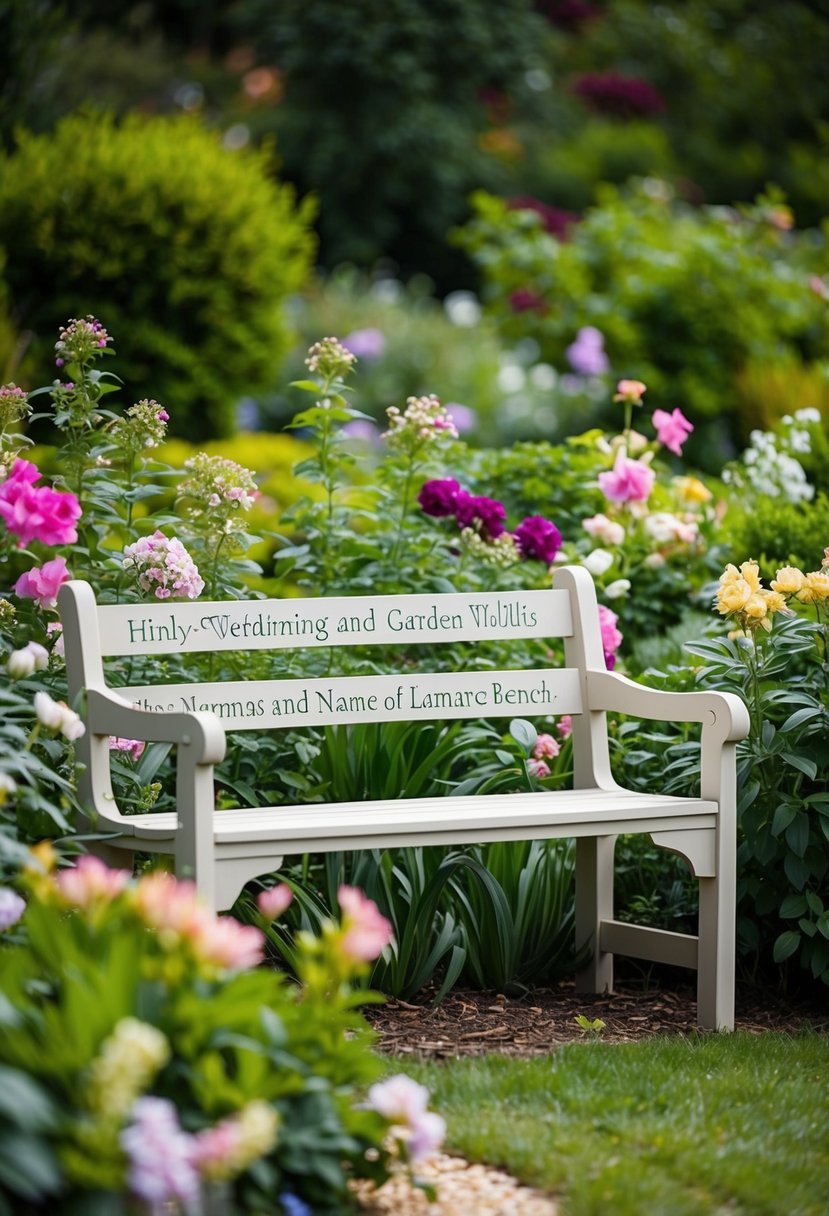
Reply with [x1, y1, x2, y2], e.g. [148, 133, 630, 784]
[135, 871, 264, 970]
[533, 733, 561, 760]
[196, 915, 264, 972]
[0, 459, 82, 547]
[598, 604, 623, 669]
[514, 515, 562, 564]
[528, 758, 551, 778]
[652, 407, 694, 456]
[582, 513, 625, 546]
[597, 450, 655, 505]
[557, 715, 573, 739]
[338, 885, 394, 962]
[14, 556, 71, 609]
[257, 883, 293, 920]
[367, 1075, 446, 1164]
[109, 737, 146, 761]
[55, 855, 131, 908]
[612, 379, 647, 405]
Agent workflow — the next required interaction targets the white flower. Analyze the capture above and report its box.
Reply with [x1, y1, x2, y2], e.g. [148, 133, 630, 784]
[8, 647, 35, 679]
[604, 578, 631, 599]
[582, 513, 625, 546]
[582, 548, 614, 576]
[34, 691, 86, 740]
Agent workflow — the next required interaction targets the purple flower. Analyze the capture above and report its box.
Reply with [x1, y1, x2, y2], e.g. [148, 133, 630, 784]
[121, 1097, 200, 1208]
[455, 492, 507, 539]
[508, 288, 547, 314]
[446, 403, 477, 434]
[342, 327, 386, 361]
[571, 72, 666, 119]
[418, 478, 463, 517]
[514, 515, 562, 564]
[566, 326, 609, 377]
[280, 1194, 312, 1216]
[0, 888, 25, 931]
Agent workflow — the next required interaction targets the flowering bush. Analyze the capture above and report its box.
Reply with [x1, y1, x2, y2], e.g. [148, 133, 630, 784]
[0, 858, 443, 1213]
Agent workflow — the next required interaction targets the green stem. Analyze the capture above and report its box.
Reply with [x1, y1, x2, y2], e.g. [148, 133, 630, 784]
[389, 457, 416, 568]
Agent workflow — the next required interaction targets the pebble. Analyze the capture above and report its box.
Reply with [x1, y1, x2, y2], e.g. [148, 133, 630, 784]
[353, 1152, 559, 1215]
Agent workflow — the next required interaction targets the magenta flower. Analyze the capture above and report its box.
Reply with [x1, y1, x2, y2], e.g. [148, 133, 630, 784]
[652, 407, 694, 456]
[507, 196, 579, 240]
[455, 492, 507, 539]
[514, 515, 562, 564]
[597, 450, 655, 505]
[417, 478, 463, 517]
[0, 459, 81, 547]
[598, 604, 623, 669]
[338, 885, 394, 963]
[507, 288, 547, 314]
[571, 71, 665, 118]
[109, 737, 146, 761]
[14, 556, 71, 609]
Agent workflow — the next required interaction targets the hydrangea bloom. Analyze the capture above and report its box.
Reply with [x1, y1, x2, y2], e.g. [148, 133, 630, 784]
[566, 326, 609, 377]
[514, 515, 562, 564]
[121, 1097, 201, 1210]
[0, 888, 26, 931]
[122, 531, 204, 600]
[86, 1018, 170, 1119]
[652, 407, 693, 456]
[598, 450, 655, 505]
[14, 556, 71, 609]
[0, 458, 82, 547]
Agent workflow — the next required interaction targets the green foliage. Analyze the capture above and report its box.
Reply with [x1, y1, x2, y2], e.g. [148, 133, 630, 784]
[236, 0, 551, 286]
[728, 493, 829, 579]
[455, 184, 829, 464]
[0, 110, 316, 439]
[0, 863, 411, 1213]
[410, 1034, 829, 1216]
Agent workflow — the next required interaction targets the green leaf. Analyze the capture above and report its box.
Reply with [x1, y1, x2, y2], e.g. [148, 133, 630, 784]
[509, 719, 537, 753]
[771, 803, 797, 837]
[781, 752, 817, 780]
[772, 929, 801, 963]
[779, 893, 808, 919]
[780, 706, 824, 732]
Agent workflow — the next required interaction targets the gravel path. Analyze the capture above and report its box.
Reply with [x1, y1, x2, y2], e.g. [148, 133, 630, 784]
[353, 1153, 558, 1215]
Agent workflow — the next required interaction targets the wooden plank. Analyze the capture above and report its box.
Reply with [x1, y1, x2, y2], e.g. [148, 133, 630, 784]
[121, 666, 584, 730]
[599, 918, 699, 969]
[96, 589, 573, 656]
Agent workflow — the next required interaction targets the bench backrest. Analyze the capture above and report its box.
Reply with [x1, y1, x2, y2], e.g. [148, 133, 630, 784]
[59, 566, 613, 787]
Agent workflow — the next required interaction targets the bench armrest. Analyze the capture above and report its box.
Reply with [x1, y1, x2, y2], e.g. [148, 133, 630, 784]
[586, 670, 750, 743]
[86, 688, 227, 765]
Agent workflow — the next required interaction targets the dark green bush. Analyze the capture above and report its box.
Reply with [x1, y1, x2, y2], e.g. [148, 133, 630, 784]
[0, 110, 316, 438]
[727, 494, 829, 580]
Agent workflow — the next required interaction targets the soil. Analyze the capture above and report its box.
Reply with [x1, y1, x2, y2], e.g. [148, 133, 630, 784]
[363, 976, 829, 1058]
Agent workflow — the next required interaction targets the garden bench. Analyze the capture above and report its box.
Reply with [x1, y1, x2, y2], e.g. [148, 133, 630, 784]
[59, 566, 749, 1029]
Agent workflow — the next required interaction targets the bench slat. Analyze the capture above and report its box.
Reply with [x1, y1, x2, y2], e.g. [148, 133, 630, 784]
[97, 589, 573, 656]
[121, 666, 583, 731]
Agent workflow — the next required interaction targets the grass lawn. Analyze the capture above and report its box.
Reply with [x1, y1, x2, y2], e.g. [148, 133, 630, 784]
[406, 1032, 829, 1216]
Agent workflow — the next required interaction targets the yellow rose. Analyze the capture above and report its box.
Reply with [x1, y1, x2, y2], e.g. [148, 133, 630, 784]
[673, 475, 713, 504]
[719, 563, 741, 586]
[797, 570, 829, 602]
[743, 594, 768, 620]
[770, 566, 805, 594]
[762, 590, 788, 615]
[716, 579, 753, 615]
[739, 560, 761, 592]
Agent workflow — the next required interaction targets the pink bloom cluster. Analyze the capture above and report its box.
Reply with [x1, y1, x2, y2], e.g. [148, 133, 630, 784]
[121, 1097, 201, 1211]
[338, 884, 394, 963]
[597, 450, 655, 505]
[598, 603, 623, 669]
[136, 871, 265, 972]
[0, 458, 81, 547]
[110, 737, 146, 761]
[14, 556, 71, 609]
[122, 530, 204, 600]
[652, 407, 694, 456]
[55, 315, 110, 367]
[56, 855, 131, 908]
[367, 1075, 446, 1164]
[533, 733, 561, 761]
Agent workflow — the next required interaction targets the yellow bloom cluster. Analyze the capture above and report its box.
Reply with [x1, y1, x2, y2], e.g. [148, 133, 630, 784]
[716, 558, 829, 631]
[85, 1017, 170, 1119]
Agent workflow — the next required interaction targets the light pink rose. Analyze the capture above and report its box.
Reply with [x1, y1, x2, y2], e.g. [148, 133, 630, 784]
[582, 513, 625, 546]
[533, 733, 561, 760]
[528, 758, 551, 778]
[652, 407, 693, 456]
[338, 884, 394, 962]
[56, 855, 131, 908]
[597, 450, 655, 505]
[14, 557, 71, 609]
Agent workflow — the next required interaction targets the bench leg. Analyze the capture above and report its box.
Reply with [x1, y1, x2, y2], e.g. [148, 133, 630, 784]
[575, 835, 615, 994]
[696, 875, 735, 1031]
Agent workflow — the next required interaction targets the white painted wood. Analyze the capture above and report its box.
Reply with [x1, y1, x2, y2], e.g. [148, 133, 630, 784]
[122, 668, 583, 730]
[57, 567, 750, 1030]
[96, 589, 573, 655]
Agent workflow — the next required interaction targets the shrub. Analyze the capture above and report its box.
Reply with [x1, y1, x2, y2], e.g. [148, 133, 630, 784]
[0, 111, 316, 439]
[454, 183, 829, 465]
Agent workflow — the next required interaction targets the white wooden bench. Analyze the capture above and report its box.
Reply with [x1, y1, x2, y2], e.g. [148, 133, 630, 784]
[58, 566, 749, 1029]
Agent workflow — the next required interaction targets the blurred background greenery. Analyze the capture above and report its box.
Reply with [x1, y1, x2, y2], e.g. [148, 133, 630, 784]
[1, 0, 827, 460]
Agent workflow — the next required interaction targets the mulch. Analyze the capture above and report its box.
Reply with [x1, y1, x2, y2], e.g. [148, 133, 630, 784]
[364, 977, 829, 1058]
